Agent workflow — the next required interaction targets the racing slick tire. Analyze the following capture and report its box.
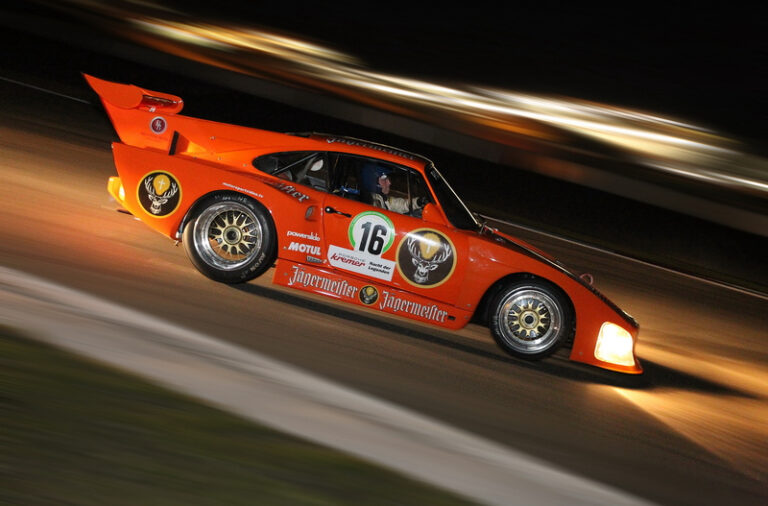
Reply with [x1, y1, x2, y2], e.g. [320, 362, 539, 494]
[182, 193, 276, 284]
[489, 279, 572, 360]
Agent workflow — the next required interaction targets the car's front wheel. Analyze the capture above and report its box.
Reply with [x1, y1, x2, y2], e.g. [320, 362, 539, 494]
[182, 193, 276, 283]
[489, 280, 572, 360]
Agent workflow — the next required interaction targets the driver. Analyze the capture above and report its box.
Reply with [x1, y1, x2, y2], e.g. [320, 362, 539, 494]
[362, 163, 425, 215]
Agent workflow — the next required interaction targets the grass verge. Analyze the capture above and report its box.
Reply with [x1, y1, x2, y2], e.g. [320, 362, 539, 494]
[0, 329, 475, 506]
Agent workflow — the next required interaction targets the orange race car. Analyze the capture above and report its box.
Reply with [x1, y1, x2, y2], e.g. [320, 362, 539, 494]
[85, 74, 641, 374]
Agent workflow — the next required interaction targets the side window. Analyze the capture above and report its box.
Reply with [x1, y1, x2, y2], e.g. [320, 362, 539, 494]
[331, 155, 430, 217]
[302, 154, 328, 191]
[408, 170, 433, 207]
[253, 151, 328, 191]
[329, 154, 364, 201]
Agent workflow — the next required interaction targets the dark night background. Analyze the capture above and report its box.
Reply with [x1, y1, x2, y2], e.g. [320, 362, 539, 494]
[167, 3, 767, 147]
[4, 2, 767, 145]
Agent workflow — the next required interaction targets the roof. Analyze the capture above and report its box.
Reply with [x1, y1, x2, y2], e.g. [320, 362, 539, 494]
[301, 133, 433, 167]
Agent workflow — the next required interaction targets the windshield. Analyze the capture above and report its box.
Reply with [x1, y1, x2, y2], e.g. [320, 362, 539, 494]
[425, 164, 480, 230]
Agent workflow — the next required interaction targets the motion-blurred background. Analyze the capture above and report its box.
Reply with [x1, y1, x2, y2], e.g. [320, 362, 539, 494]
[1, 2, 767, 505]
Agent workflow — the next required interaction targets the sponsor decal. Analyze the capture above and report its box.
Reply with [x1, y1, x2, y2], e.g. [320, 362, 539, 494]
[348, 211, 394, 255]
[379, 290, 448, 323]
[359, 285, 379, 305]
[328, 211, 396, 281]
[396, 228, 456, 288]
[306, 255, 323, 264]
[287, 230, 321, 242]
[328, 245, 395, 281]
[287, 242, 322, 256]
[251, 174, 311, 202]
[324, 137, 415, 160]
[271, 182, 310, 202]
[137, 171, 181, 217]
[287, 265, 357, 299]
[222, 182, 263, 199]
[149, 116, 167, 134]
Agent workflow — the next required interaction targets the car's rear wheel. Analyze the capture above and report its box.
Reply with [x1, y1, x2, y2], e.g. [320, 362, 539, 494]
[489, 280, 572, 360]
[182, 193, 275, 283]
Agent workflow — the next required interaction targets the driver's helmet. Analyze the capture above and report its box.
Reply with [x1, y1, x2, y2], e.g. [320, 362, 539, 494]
[360, 162, 391, 195]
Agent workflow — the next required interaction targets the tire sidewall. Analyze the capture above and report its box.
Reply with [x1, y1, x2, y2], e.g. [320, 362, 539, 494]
[182, 193, 276, 284]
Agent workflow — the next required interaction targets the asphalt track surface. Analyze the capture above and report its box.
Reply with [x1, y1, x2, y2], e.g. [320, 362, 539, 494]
[1, 79, 767, 505]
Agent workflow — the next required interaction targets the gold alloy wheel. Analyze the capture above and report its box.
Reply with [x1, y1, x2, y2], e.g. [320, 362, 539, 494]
[497, 287, 563, 354]
[194, 202, 264, 270]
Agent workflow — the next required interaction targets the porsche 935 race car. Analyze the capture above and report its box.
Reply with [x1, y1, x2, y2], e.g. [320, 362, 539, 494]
[85, 74, 641, 374]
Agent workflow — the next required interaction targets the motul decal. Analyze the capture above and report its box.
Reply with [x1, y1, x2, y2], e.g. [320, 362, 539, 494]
[287, 242, 322, 256]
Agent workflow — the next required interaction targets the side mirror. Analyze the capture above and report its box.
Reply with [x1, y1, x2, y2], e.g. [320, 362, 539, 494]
[421, 203, 447, 225]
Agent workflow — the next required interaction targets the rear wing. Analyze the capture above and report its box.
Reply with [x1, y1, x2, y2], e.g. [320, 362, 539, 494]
[85, 74, 310, 160]
[84, 73, 183, 113]
[84, 74, 184, 150]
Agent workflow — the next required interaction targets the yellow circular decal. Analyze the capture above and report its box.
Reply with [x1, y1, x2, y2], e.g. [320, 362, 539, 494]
[359, 285, 379, 305]
[395, 228, 456, 288]
[137, 171, 182, 217]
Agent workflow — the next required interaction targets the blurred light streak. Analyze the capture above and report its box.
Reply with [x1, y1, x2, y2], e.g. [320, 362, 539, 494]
[132, 19, 231, 50]
[651, 163, 768, 193]
[46, 1, 768, 205]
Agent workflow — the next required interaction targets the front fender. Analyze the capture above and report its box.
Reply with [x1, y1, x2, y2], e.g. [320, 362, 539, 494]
[464, 234, 642, 374]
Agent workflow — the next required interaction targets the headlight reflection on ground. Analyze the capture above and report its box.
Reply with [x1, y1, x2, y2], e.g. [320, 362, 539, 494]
[613, 386, 768, 482]
[613, 342, 768, 483]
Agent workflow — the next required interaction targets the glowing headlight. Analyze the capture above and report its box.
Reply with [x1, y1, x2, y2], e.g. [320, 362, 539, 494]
[118, 184, 125, 201]
[595, 322, 635, 366]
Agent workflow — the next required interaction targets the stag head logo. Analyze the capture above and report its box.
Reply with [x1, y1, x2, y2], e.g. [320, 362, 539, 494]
[139, 172, 180, 216]
[397, 229, 456, 287]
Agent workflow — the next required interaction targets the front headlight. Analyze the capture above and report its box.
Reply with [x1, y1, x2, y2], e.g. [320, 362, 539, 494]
[594, 322, 635, 366]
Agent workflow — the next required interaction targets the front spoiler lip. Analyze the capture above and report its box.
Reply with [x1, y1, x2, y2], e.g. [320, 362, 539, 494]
[569, 339, 643, 374]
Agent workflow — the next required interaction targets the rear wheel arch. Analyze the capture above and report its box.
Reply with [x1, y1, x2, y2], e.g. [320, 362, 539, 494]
[178, 190, 274, 239]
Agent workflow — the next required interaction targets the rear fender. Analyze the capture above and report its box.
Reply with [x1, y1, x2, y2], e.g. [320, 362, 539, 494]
[111, 143, 322, 242]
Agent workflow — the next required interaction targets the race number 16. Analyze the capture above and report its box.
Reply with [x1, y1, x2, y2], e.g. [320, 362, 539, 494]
[349, 212, 394, 256]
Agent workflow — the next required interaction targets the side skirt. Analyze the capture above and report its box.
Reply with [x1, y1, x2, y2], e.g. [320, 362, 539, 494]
[272, 260, 471, 330]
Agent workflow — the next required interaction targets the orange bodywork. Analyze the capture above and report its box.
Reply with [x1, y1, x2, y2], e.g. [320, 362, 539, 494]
[86, 74, 641, 374]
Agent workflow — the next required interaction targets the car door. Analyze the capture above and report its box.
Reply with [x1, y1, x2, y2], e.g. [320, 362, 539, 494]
[322, 154, 467, 307]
